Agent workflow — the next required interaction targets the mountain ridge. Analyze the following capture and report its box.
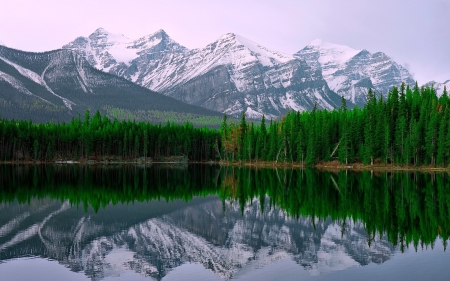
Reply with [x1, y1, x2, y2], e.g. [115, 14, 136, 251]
[0, 45, 223, 124]
[62, 28, 419, 117]
[294, 39, 415, 105]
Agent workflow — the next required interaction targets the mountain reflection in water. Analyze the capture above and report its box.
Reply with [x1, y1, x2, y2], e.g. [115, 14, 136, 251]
[0, 165, 449, 280]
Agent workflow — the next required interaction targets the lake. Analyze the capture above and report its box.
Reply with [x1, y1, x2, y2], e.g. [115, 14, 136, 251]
[0, 165, 449, 280]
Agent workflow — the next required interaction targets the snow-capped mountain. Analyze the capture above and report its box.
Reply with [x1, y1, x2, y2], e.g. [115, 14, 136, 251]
[0, 197, 393, 280]
[423, 80, 450, 96]
[137, 33, 343, 118]
[63, 29, 345, 118]
[0, 45, 221, 123]
[62, 28, 188, 79]
[294, 39, 415, 105]
[0, 40, 5, 46]
[63, 29, 419, 116]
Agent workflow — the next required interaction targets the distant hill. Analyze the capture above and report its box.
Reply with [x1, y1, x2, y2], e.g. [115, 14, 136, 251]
[0, 45, 223, 125]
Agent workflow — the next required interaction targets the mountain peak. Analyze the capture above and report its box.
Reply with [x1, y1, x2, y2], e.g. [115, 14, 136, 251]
[93, 27, 109, 34]
[152, 29, 167, 36]
[88, 28, 129, 44]
[131, 29, 188, 53]
[302, 40, 361, 65]
[308, 39, 359, 52]
[217, 32, 238, 41]
[214, 32, 293, 64]
[0, 40, 5, 46]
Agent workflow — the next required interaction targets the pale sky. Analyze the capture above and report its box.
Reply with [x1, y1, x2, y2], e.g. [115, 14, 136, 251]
[0, 0, 448, 83]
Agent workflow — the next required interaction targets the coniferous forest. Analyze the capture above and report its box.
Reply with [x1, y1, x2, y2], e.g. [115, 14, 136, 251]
[222, 83, 450, 166]
[1, 82, 449, 167]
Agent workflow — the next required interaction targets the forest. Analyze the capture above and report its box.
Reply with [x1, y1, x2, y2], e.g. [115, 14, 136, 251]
[222, 82, 450, 166]
[0, 82, 449, 167]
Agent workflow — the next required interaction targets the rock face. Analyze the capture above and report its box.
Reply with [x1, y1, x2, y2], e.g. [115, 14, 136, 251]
[294, 40, 415, 106]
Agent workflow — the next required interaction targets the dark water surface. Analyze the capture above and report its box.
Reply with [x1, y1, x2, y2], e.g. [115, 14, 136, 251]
[0, 165, 449, 280]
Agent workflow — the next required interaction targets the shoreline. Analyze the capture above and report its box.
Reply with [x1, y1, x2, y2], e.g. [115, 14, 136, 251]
[217, 160, 450, 172]
[1, 159, 450, 172]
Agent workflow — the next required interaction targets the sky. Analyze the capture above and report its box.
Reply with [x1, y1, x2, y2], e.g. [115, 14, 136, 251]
[0, 0, 448, 83]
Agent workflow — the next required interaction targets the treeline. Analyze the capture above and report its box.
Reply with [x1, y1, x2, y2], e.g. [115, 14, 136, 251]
[1, 82, 449, 166]
[0, 110, 220, 162]
[222, 83, 450, 166]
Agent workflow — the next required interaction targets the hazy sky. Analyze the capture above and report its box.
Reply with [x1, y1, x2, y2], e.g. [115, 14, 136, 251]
[0, 0, 448, 83]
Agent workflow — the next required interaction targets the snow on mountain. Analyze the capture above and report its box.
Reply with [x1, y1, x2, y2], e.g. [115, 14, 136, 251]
[63, 28, 188, 77]
[133, 33, 342, 117]
[63, 31, 343, 118]
[63, 31, 418, 117]
[295, 40, 415, 105]
[0, 40, 5, 46]
[307, 39, 362, 76]
[63, 28, 135, 71]
[423, 80, 450, 96]
[138, 32, 294, 91]
[0, 45, 221, 123]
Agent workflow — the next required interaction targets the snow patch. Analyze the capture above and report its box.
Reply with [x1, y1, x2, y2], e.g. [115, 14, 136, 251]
[0, 70, 53, 104]
[308, 39, 361, 67]
[279, 91, 305, 112]
[246, 107, 264, 119]
[0, 56, 45, 85]
[234, 34, 294, 66]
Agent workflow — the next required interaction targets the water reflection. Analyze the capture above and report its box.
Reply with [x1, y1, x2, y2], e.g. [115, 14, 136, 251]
[0, 165, 449, 280]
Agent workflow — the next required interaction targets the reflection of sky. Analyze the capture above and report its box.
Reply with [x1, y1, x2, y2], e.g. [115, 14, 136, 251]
[0, 241, 448, 281]
[0, 258, 89, 281]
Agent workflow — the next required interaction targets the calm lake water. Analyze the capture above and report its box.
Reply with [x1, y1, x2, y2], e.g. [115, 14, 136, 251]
[0, 165, 449, 281]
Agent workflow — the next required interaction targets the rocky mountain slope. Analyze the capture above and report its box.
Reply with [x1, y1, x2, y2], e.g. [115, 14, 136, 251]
[294, 39, 415, 105]
[62, 28, 188, 79]
[63, 29, 346, 118]
[0, 45, 222, 123]
[63, 29, 417, 117]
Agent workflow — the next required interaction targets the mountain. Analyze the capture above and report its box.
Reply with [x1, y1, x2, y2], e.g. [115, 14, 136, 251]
[63, 30, 418, 117]
[0, 197, 394, 280]
[64, 29, 346, 118]
[0, 45, 223, 124]
[294, 39, 415, 106]
[62, 28, 188, 79]
[423, 80, 450, 96]
[0, 40, 5, 46]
